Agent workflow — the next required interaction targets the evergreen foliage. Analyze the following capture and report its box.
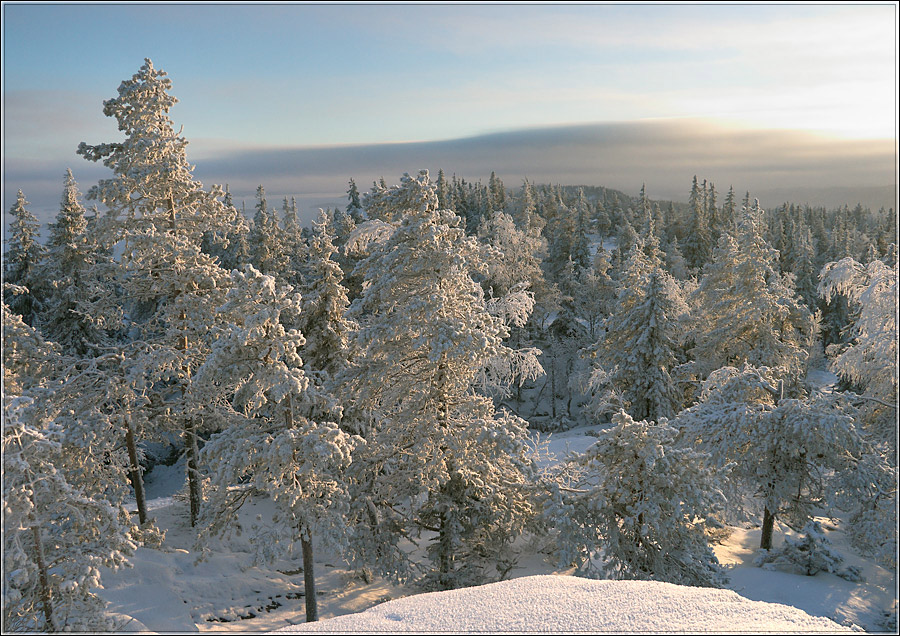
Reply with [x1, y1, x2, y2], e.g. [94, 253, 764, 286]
[3, 190, 45, 325]
[557, 411, 728, 587]
[344, 171, 543, 589]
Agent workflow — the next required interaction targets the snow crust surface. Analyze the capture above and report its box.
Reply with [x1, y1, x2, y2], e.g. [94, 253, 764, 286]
[276, 574, 852, 633]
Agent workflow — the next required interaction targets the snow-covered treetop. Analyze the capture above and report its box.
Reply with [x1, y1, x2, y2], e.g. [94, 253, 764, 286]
[77, 59, 233, 243]
[362, 170, 439, 223]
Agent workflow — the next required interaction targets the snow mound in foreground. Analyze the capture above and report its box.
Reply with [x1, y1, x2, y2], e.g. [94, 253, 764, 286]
[276, 574, 852, 633]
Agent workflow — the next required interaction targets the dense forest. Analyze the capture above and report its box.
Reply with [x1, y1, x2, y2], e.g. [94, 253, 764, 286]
[3, 59, 897, 632]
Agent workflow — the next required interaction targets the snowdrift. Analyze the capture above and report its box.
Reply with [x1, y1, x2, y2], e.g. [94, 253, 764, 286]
[276, 574, 852, 633]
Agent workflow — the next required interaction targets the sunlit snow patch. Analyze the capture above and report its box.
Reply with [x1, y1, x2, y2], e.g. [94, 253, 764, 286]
[275, 574, 853, 633]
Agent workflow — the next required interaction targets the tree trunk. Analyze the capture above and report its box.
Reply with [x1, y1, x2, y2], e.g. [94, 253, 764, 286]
[125, 417, 148, 526]
[760, 506, 775, 550]
[550, 351, 557, 420]
[301, 530, 318, 622]
[30, 523, 56, 632]
[184, 419, 201, 527]
[514, 327, 523, 407]
[174, 299, 201, 527]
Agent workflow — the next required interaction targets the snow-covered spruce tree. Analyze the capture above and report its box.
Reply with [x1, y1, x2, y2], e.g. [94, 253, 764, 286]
[589, 259, 688, 423]
[514, 178, 545, 237]
[196, 265, 358, 623]
[346, 177, 365, 223]
[295, 209, 357, 385]
[570, 190, 592, 273]
[77, 58, 238, 527]
[35, 170, 110, 356]
[681, 176, 713, 272]
[488, 170, 506, 212]
[2, 304, 136, 632]
[688, 198, 815, 388]
[3, 190, 45, 326]
[248, 185, 287, 276]
[544, 199, 577, 286]
[343, 170, 543, 590]
[556, 411, 727, 587]
[782, 219, 820, 309]
[673, 365, 872, 551]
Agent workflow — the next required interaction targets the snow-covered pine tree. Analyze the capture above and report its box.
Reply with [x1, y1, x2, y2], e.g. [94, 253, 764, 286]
[343, 170, 543, 589]
[754, 520, 859, 579]
[77, 58, 237, 526]
[557, 410, 727, 587]
[2, 290, 61, 398]
[76, 59, 239, 245]
[818, 255, 898, 448]
[362, 172, 434, 224]
[818, 254, 898, 568]
[3, 190, 45, 326]
[196, 265, 358, 622]
[6, 273, 144, 523]
[3, 397, 136, 632]
[688, 198, 815, 387]
[477, 210, 547, 299]
[673, 364, 873, 551]
[2, 303, 136, 632]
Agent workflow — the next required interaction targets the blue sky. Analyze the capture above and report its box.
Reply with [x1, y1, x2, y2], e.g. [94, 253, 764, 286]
[2, 2, 897, 225]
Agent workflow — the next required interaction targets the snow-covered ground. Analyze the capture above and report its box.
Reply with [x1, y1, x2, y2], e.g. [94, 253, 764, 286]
[98, 423, 897, 633]
[275, 575, 853, 633]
